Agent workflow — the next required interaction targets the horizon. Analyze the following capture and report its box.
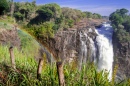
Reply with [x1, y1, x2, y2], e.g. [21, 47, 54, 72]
[14, 0, 130, 16]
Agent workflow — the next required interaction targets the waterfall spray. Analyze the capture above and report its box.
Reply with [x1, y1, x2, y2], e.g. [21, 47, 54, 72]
[95, 23, 114, 80]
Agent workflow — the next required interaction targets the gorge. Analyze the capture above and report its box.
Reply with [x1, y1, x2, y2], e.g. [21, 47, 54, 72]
[44, 19, 129, 81]
[42, 20, 114, 80]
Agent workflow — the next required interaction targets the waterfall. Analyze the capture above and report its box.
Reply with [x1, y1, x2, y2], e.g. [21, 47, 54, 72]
[78, 31, 88, 70]
[95, 23, 114, 80]
[78, 22, 114, 80]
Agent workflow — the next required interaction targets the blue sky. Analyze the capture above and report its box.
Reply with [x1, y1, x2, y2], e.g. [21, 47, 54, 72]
[14, 0, 130, 16]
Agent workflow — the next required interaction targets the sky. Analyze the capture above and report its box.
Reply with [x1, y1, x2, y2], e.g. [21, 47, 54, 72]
[14, 0, 130, 16]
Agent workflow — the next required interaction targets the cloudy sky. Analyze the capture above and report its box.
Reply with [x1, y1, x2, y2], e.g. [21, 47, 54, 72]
[14, 0, 130, 16]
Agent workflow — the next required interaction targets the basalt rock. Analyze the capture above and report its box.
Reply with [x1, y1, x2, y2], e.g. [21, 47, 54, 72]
[113, 32, 130, 80]
[0, 28, 21, 48]
[40, 19, 104, 64]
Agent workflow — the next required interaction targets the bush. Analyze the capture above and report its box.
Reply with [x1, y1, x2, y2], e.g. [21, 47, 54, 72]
[0, 0, 9, 15]
[27, 22, 55, 41]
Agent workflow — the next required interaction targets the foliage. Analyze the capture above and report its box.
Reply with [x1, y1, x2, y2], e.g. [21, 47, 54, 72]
[84, 11, 102, 19]
[17, 29, 40, 57]
[0, 47, 129, 86]
[93, 13, 102, 19]
[4, 2, 103, 40]
[0, 22, 13, 30]
[14, 11, 24, 20]
[36, 3, 61, 21]
[0, 0, 9, 15]
[14, 1, 36, 21]
[109, 12, 123, 26]
[27, 22, 55, 41]
[60, 7, 86, 29]
[109, 8, 130, 42]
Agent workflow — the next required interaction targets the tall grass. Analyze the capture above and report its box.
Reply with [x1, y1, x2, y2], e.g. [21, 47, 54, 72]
[17, 29, 40, 57]
[0, 45, 130, 86]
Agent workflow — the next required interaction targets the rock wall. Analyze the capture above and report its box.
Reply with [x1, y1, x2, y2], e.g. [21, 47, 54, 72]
[113, 33, 130, 80]
[0, 28, 21, 48]
[41, 19, 103, 65]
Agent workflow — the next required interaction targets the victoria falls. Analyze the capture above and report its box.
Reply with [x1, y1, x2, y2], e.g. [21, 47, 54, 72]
[0, 0, 130, 86]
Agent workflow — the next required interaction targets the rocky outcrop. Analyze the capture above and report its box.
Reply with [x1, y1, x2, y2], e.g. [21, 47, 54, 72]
[0, 28, 21, 48]
[40, 19, 105, 65]
[113, 33, 130, 80]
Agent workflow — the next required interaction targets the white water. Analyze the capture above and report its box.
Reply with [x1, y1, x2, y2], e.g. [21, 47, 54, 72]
[95, 23, 113, 80]
[79, 31, 88, 70]
[78, 23, 114, 80]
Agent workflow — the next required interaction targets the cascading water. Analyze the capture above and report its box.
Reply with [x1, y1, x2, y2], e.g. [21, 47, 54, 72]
[78, 31, 88, 70]
[78, 22, 114, 80]
[95, 22, 114, 80]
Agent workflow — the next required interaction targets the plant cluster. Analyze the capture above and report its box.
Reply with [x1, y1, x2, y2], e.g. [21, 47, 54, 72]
[109, 8, 130, 42]
[0, 46, 129, 86]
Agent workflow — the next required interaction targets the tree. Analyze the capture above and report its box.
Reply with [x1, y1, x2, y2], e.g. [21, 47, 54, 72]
[36, 3, 61, 21]
[120, 8, 128, 16]
[10, 0, 14, 17]
[93, 13, 102, 19]
[14, 2, 36, 21]
[109, 8, 130, 42]
[84, 11, 93, 18]
[0, 0, 9, 15]
[123, 19, 130, 32]
[109, 12, 123, 25]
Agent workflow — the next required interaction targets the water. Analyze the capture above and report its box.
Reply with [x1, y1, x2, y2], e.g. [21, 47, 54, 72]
[78, 31, 88, 70]
[95, 23, 114, 80]
[79, 23, 114, 80]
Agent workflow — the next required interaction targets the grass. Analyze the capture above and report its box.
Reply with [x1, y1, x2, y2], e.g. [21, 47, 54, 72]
[17, 29, 40, 58]
[0, 45, 129, 86]
[0, 16, 41, 59]
[0, 22, 13, 30]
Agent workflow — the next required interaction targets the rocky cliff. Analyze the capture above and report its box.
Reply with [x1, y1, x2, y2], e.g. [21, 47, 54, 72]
[113, 33, 130, 80]
[0, 27, 21, 48]
[40, 18, 105, 65]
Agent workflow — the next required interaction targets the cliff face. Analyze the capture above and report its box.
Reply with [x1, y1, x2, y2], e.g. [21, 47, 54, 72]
[54, 27, 97, 63]
[0, 28, 21, 48]
[41, 18, 105, 65]
[113, 33, 130, 80]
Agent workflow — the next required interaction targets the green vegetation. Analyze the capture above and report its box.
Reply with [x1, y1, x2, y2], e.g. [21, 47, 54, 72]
[0, 46, 129, 86]
[0, 17, 129, 86]
[17, 29, 40, 57]
[0, 0, 9, 15]
[0, 22, 12, 30]
[84, 12, 102, 19]
[109, 8, 130, 42]
[2, 1, 101, 42]
[1, 1, 130, 86]
[14, 1, 36, 22]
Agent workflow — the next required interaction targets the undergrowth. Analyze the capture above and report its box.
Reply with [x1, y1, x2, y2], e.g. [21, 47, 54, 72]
[0, 46, 130, 86]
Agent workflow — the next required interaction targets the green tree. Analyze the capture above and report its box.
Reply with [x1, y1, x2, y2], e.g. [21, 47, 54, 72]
[123, 19, 130, 32]
[36, 3, 61, 21]
[120, 8, 128, 16]
[109, 12, 123, 25]
[0, 0, 9, 15]
[109, 8, 130, 42]
[84, 11, 93, 18]
[14, 1, 36, 21]
[93, 13, 102, 19]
